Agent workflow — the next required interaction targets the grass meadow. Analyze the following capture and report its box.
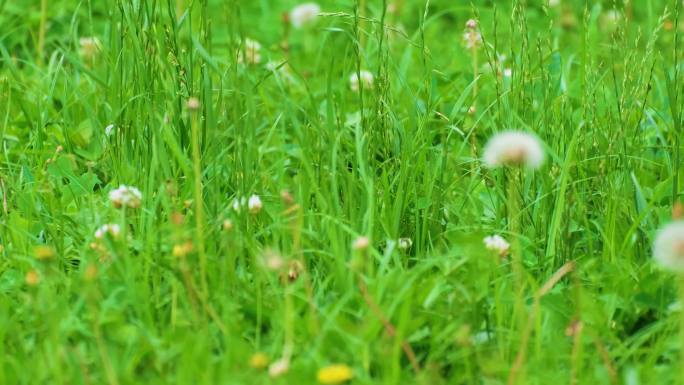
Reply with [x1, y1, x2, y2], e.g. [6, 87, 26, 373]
[2, 0, 684, 384]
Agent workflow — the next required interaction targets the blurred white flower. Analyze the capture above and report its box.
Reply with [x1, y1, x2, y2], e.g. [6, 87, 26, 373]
[398, 237, 413, 250]
[94, 224, 121, 240]
[269, 358, 290, 377]
[248, 194, 263, 214]
[290, 3, 321, 28]
[352, 236, 370, 251]
[482, 131, 545, 169]
[232, 197, 245, 212]
[109, 185, 142, 208]
[465, 19, 478, 29]
[600, 10, 622, 33]
[483, 235, 510, 257]
[653, 221, 684, 273]
[349, 70, 374, 92]
[79, 37, 101, 60]
[463, 20, 482, 49]
[239, 38, 262, 65]
[105, 124, 115, 136]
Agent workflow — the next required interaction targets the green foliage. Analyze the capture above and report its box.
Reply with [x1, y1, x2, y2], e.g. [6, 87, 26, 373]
[0, 0, 683, 384]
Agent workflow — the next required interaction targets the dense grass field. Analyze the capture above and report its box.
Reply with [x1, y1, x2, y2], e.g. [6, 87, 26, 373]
[3, 0, 684, 383]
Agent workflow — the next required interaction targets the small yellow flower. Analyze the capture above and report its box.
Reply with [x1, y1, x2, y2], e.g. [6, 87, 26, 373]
[317, 364, 353, 384]
[25, 270, 40, 286]
[249, 352, 269, 370]
[34, 245, 55, 260]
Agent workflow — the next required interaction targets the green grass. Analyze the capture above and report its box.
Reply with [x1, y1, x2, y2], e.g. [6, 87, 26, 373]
[1, 0, 683, 384]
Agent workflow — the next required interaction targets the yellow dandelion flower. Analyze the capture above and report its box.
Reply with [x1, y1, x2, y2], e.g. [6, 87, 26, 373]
[317, 364, 353, 384]
[249, 352, 269, 370]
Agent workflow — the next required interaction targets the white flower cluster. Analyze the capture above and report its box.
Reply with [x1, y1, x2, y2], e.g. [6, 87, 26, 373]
[290, 3, 321, 29]
[349, 70, 374, 92]
[483, 235, 510, 256]
[108, 185, 142, 209]
[232, 194, 263, 214]
[94, 224, 121, 240]
[239, 38, 262, 65]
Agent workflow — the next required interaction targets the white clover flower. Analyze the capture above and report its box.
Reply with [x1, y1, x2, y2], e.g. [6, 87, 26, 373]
[483, 235, 510, 257]
[108, 185, 142, 209]
[289, 2, 321, 29]
[248, 194, 263, 214]
[349, 70, 374, 92]
[653, 221, 684, 273]
[79, 37, 101, 60]
[94, 224, 121, 240]
[482, 130, 545, 169]
[239, 38, 262, 65]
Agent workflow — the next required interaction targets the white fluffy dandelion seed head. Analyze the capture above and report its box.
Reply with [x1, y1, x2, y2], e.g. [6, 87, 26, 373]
[108, 185, 142, 209]
[482, 130, 545, 169]
[248, 194, 263, 214]
[290, 3, 321, 28]
[483, 235, 510, 256]
[349, 70, 374, 92]
[653, 221, 684, 273]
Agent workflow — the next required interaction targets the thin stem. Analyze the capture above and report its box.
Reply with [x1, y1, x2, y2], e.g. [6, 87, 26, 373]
[37, 0, 47, 65]
[190, 108, 208, 298]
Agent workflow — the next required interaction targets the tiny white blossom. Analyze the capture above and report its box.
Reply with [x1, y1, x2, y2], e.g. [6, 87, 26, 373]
[108, 185, 142, 209]
[105, 124, 115, 136]
[290, 3, 321, 28]
[653, 221, 684, 273]
[349, 70, 374, 92]
[94, 224, 121, 240]
[482, 130, 545, 169]
[239, 38, 262, 65]
[484, 235, 510, 257]
[268, 358, 290, 377]
[232, 197, 246, 213]
[248, 194, 263, 214]
[463, 20, 482, 50]
[398, 237, 413, 250]
[352, 236, 370, 251]
[79, 37, 101, 60]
